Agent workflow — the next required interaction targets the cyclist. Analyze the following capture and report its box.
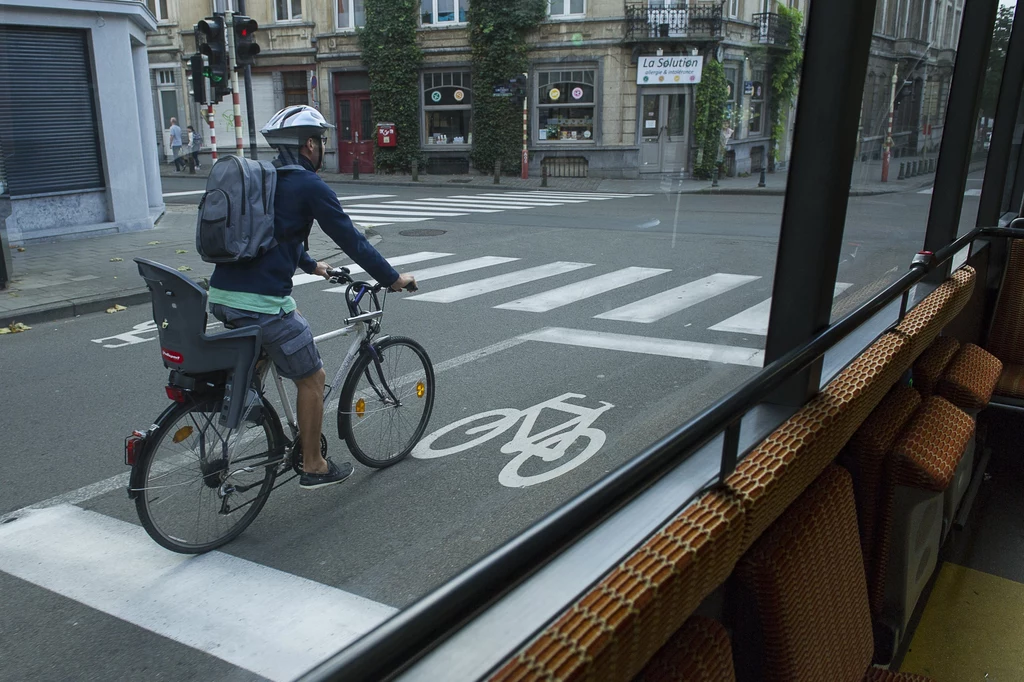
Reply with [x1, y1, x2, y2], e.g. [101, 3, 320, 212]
[207, 105, 417, 490]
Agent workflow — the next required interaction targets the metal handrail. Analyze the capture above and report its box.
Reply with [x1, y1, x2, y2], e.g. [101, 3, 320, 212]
[298, 224, 1024, 682]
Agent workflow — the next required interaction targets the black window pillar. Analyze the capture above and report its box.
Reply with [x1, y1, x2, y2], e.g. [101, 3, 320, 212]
[923, 0, 1000, 283]
[762, 0, 878, 406]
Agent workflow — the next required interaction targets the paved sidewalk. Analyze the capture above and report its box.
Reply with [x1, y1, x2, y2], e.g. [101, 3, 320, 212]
[0, 206, 377, 327]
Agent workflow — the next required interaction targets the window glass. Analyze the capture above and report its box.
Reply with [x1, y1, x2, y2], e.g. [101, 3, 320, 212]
[283, 71, 308, 106]
[748, 70, 765, 135]
[549, 0, 585, 16]
[537, 69, 596, 141]
[146, 0, 168, 21]
[422, 0, 468, 24]
[423, 71, 472, 144]
[276, 0, 301, 21]
[338, 0, 366, 29]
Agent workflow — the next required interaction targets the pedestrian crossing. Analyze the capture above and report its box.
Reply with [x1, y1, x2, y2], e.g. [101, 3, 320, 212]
[340, 190, 652, 227]
[298, 251, 856, 367]
[917, 187, 982, 196]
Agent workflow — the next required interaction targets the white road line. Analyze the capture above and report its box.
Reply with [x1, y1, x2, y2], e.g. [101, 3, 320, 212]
[506, 191, 649, 198]
[472, 193, 589, 204]
[325, 256, 520, 291]
[345, 203, 479, 213]
[708, 282, 853, 335]
[490, 192, 617, 201]
[495, 267, 671, 313]
[522, 327, 764, 367]
[379, 201, 502, 213]
[447, 195, 569, 205]
[408, 262, 593, 304]
[161, 190, 206, 197]
[412, 198, 534, 209]
[337, 208, 469, 217]
[336, 194, 396, 201]
[345, 214, 432, 223]
[595, 273, 761, 323]
[294, 252, 455, 288]
[0, 505, 396, 682]
[917, 187, 982, 196]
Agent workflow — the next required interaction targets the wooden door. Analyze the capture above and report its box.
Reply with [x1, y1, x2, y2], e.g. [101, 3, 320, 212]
[336, 93, 374, 174]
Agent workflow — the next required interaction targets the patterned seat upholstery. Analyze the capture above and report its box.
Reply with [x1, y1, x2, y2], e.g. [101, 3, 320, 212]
[726, 332, 914, 553]
[936, 343, 1002, 411]
[842, 384, 921, 617]
[894, 267, 976, 357]
[892, 396, 974, 492]
[633, 617, 736, 682]
[862, 668, 933, 681]
[735, 465, 930, 682]
[912, 336, 960, 396]
[995, 363, 1024, 398]
[488, 491, 745, 682]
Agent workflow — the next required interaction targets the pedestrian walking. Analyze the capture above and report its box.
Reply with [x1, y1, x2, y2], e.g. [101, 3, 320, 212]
[188, 125, 203, 170]
[169, 117, 184, 172]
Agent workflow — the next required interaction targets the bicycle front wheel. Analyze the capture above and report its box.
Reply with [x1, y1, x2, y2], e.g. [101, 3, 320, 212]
[134, 394, 283, 554]
[338, 336, 435, 468]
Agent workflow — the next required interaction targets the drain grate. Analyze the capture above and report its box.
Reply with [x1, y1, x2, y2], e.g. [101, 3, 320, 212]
[399, 228, 447, 237]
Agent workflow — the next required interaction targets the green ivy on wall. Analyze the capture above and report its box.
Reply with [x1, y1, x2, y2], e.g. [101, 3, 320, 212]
[693, 56, 728, 180]
[468, 0, 547, 174]
[359, 0, 423, 173]
[767, 5, 804, 166]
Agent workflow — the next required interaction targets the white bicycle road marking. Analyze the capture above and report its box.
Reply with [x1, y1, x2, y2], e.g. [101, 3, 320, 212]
[412, 392, 614, 488]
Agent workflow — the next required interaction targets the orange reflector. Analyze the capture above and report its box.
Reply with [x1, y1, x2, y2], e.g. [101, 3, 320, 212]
[356, 398, 365, 417]
[172, 426, 193, 443]
[416, 382, 426, 398]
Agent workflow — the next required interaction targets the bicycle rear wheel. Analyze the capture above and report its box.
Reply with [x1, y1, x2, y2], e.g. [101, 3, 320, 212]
[133, 394, 283, 554]
[338, 336, 435, 468]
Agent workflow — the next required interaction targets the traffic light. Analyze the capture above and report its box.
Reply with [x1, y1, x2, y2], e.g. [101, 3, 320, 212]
[511, 74, 528, 106]
[233, 16, 260, 66]
[196, 15, 228, 102]
[189, 53, 207, 104]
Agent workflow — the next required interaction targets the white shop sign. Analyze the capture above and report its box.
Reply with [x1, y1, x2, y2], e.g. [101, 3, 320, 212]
[636, 55, 704, 85]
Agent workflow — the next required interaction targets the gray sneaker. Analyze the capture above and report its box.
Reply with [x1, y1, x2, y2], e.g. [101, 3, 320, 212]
[299, 459, 354, 489]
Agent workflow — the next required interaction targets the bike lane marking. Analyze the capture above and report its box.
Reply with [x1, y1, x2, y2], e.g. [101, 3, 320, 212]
[0, 504, 396, 682]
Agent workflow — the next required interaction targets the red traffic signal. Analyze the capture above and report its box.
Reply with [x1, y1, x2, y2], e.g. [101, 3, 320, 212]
[233, 16, 260, 66]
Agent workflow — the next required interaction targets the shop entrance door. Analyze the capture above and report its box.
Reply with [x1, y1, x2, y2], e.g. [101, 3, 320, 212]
[336, 92, 374, 174]
[638, 89, 690, 174]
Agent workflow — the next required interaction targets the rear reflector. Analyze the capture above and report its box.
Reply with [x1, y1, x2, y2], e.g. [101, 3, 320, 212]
[165, 385, 188, 402]
[124, 431, 146, 466]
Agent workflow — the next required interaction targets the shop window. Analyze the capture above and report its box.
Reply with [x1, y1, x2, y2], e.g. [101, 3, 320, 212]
[421, 0, 468, 25]
[276, 0, 302, 22]
[337, 0, 366, 30]
[549, 0, 584, 17]
[423, 71, 472, 145]
[284, 72, 308, 106]
[537, 69, 596, 142]
[748, 69, 765, 136]
[724, 65, 739, 127]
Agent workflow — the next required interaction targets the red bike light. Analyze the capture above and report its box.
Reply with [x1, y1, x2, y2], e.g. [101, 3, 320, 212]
[125, 431, 146, 466]
[165, 385, 188, 403]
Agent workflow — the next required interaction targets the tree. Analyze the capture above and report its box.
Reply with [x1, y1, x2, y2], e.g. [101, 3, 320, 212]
[980, 5, 1014, 121]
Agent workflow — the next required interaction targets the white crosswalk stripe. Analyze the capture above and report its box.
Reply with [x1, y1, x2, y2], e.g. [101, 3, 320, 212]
[373, 201, 503, 213]
[708, 282, 853, 335]
[409, 198, 535, 209]
[446, 195, 572, 205]
[595, 273, 761, 323]
[495, 266, 671, 313]
[323, 256, 520, 292]
[917, 187, 982, 196]
[408, 262, 594, 303]
[346, 214, 432, 223]
[471, 193, 589, 204]
[341, 208, 470, 217]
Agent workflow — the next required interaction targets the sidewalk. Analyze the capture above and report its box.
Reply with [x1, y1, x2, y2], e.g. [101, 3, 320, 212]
[0, 207, 378, 327]
[0, 159, 937, 328]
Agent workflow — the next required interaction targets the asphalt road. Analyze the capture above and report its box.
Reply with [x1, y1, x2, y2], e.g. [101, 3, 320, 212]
[0, 176, 982, 681]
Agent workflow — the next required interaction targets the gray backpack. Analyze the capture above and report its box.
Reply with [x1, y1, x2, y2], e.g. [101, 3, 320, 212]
[195, 156, 301, 263]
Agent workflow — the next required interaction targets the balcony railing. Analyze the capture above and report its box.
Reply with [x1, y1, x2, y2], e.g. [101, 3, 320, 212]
[624, 1, 725, 42]
[752, 12, 793, 46]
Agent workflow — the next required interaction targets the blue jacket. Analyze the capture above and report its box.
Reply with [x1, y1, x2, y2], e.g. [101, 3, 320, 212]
[209, 156, 399, 297]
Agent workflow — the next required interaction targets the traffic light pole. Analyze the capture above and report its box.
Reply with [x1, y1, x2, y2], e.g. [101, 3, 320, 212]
[225, 10, 245, 158]
[237, 0, 258, 160]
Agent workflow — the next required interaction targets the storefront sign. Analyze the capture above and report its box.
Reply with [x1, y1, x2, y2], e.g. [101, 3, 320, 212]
[637, 56, 703, 85]
[549, 88, 561, 101]
[454, 89, 465, 102]
[571, 87, 583, 100]
[431, 91, 442, 102]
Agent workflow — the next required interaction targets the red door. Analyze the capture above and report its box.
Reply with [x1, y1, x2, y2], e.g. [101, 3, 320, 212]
[336, 93, 374, 174]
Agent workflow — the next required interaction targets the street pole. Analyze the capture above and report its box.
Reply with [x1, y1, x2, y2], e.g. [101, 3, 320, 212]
[237, 0, 258, 160]
[881, 66, 898, 182]
[521, 73, 529, 180]
[225, 10, 244, 158]
[208, 103, 218, 161]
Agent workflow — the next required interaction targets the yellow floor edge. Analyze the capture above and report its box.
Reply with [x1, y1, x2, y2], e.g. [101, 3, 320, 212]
[900, 561, 1024, 681]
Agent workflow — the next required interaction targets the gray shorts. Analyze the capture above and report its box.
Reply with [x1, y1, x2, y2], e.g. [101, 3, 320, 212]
[210, 304, 323, 381]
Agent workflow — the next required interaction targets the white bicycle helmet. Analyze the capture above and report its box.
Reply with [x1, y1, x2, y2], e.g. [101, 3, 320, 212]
[260, 105, 335, 147]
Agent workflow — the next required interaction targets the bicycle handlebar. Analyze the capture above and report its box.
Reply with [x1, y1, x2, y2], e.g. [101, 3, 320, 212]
[326, 267, 418, 292]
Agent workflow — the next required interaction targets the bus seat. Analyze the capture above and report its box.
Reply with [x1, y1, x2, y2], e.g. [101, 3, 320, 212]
[488, 491, 745, 682]
[880, 396, 973, 639]
[726, 331, 913, 554]
[839, 384, 921, 619]
[633, 616, 736, 682]
[736, 464, 933, 682]
[134, 257, 262, 430]
[936, 342, 1003, 413]
[894, 267, 976, 357]
[911, 336, 960, 396]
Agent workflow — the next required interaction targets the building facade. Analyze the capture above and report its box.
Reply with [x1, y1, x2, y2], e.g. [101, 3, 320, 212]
[146, 0, 964, 180]
[0, 0, 163, 243]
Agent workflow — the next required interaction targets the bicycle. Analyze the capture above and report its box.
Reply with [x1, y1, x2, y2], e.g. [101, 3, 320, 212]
[125, 263, 435, 554]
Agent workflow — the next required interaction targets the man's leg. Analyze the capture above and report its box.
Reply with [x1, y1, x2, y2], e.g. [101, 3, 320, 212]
[294, 368, 328, 474]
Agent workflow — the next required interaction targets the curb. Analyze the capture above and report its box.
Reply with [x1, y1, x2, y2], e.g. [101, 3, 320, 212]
[0, 232, 384, 328]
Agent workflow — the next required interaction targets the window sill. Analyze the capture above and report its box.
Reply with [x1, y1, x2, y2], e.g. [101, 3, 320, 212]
[545, 14, 587, 21]
[418, 23, 469, 31]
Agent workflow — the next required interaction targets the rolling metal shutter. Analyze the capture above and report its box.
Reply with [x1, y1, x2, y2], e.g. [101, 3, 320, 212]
[0, 26, 105, 197]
